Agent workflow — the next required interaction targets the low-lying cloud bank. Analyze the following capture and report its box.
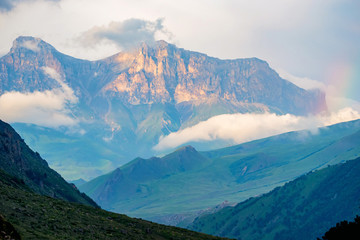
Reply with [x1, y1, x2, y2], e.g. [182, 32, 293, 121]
[0, 67, 78, 127]
[154, 108, 360, 151]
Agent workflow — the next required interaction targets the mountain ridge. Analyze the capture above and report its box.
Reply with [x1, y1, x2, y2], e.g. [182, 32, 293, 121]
[2, 36, 326, 113]
[80, 119, 360, 224]
[1, 36, 327, 179]
[80, 145, 211, 208]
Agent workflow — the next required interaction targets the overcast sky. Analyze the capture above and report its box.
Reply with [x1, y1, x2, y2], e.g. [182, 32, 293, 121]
[0, 0, 359, 102]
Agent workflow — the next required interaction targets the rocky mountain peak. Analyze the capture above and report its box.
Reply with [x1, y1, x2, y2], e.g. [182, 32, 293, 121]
[137, 40, 172, 51]
[126, 40, 177, 63]
[175, 145, 197, 153]
[10, 36, 55, 54]
[101, 39, 327, 114]
[1, 36, 81, 94]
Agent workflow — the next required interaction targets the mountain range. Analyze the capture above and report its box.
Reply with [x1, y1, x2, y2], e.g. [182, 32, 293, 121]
[0, 36, 327, 179]
[79, 119, 360, 225]
[1, 35, 359, 240]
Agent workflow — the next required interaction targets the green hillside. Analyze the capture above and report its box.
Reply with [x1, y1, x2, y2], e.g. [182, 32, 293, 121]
[0, 169, 229, 240]
[80, 120, 360, 225]
[0, 120, 97, 207]
[0, 119, 229, 240]
[189, 156, 360, 240]
[12, 122, 122, 181]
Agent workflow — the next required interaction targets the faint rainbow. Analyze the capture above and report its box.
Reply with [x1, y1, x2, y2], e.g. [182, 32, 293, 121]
[325, 56, 360, 111]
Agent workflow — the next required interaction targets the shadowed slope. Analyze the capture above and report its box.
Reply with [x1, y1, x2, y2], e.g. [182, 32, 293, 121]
[0, 119, 97, 207]
[189, 156, 360, 240]
[0, 168, 229, 240]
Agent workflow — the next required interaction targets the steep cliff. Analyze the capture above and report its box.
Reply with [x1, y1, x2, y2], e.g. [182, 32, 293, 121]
[102, 40, 326, 115]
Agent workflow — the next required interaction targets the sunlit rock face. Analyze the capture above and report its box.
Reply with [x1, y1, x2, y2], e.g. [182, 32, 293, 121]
[0, 37, 62, 93]
[100, 40, 326, 115]
[0, 36, 327, 178]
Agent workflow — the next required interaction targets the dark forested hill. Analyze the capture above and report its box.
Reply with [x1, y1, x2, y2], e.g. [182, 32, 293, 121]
[189, 156, 360, 240]
[0, 168, 229, 240]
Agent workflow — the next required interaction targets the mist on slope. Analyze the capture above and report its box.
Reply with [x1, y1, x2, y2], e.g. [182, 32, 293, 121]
[154, 108, 360, 152]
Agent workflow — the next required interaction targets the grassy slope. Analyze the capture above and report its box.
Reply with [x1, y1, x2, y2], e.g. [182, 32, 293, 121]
[80, 120, 360, 223]
[80, 146, 212, 210]
[189, 156, 360, 240]
[11, 122, 122, 180]
[0, 120, 98, 207]
[0, 169, 229, 240]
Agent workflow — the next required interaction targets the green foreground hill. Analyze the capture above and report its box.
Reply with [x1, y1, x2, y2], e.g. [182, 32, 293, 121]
[0, 120, 97, 207]
[189, 156, 360, 240]
[0, 169, 229, 240]
[0, 119, 229, 239]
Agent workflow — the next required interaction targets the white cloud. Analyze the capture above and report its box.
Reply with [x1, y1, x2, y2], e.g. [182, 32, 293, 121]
[41, 66, 78, 103]
[321, 107, 360, 126]
[276, 69, 360, 113]
[154, 108, 360, 151]
[79, 18, 173, 50]
[276, 68, 326, 90]
[327, 97, 360, 112]
[19, 39, 41, 52]
[0, 67, 78, 127]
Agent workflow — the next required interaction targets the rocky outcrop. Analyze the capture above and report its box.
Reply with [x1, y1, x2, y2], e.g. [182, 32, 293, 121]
[103, 41, 326, 115]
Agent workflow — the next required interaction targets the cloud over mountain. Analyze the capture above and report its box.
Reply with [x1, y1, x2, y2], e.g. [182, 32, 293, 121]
[276, 69, 327, 91]
[0, 67, 78, 127]
[79, 18, 172, 50]
[154, 108, 360, 151]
